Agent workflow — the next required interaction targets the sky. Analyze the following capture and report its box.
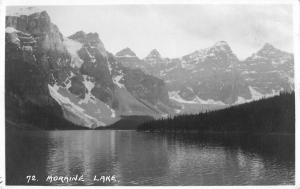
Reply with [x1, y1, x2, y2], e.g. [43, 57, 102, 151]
[7, 5, 293, 59]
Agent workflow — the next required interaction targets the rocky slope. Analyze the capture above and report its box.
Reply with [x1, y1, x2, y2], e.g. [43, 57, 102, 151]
[5, 9, 175, 129]
[5, 12, 83, 129]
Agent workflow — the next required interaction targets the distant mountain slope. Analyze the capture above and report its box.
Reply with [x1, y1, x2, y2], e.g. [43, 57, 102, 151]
[137, 92, 295, 134]
[116, 42, 293, 110]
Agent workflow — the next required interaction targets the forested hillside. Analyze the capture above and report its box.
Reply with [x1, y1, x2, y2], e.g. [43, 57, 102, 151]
[137, 92, 295, 134]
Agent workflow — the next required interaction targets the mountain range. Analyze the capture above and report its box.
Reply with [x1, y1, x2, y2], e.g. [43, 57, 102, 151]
[5, 8, 294, 129]
[116, 41, 293, 113]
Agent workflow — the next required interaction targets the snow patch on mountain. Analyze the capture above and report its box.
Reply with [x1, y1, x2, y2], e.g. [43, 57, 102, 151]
[242, 70, 257, 74]
[234, 96, 250, 105]
[169, 91, 198, 104]
[78, 75, 96, 105]
[113, 75, 124, 88]
[82, 75, 94, 92]
[107, 60, 113, 74]
[63, 38, 84, 68]
[288, 76, 294, 88]
[181, 61, 196, 70]
[6, 32, 20, 45]
[248, 86, 280, 101]
[112, 70, 125, 88]
[84, 47, 96, 63]
[169, 91, 225, 105]
[5, 27, 19, 33]
[249, 86, 264, 100]
[105, 104, 116, 118]
[165, 66, 177, 73]
[64, 77, 72, 90]
[116, 54, 136, 58]
[195, 96, 226, 105]
[175, 109, 182, 113]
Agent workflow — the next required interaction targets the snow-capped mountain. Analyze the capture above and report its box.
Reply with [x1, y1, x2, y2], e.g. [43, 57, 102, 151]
[144, 49, 163, 63]
[160, 41, 250, 107]
[115, 48, 174, 77]
[116, 47, 137, 58]
[5, 9, 175, 129]
[239, 43, 294, 95]
[115, 47, 144, 70]
[116, 41, 294, 112]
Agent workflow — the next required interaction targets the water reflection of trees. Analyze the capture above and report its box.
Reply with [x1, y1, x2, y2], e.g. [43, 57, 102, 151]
[159, 132, 294, 185]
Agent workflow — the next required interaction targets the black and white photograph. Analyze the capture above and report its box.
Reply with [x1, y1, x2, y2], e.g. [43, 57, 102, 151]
[1, 0, 297, 187]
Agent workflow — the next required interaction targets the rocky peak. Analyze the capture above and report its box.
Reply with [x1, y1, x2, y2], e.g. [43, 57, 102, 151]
[116, 47, 137, 57]
[69, 31, 107, 56]
[205, 41, 239, 65]
[256, 43, 284, 57]
[261, 43, 276, 50]
[183, 41, 234, 59]
[68, 31, 86, 41]
[6, 9, 66, 53]
[6, 6, 43, 17]
[244, 43, 293, 66]
[210, 41, 233, 53]
[69, 31, 101, 45]
[6, 10, 51, 34]
[145, 49, 161, 59]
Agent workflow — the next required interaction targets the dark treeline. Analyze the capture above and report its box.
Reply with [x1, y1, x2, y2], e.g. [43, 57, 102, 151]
[137, 92, 295, 134]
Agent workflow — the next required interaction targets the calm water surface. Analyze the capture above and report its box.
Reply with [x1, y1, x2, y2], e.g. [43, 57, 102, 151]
[6, 129, 294, 185]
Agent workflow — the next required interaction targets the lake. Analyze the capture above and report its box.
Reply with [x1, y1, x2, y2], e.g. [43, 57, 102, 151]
[6, 129, 294, 185]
